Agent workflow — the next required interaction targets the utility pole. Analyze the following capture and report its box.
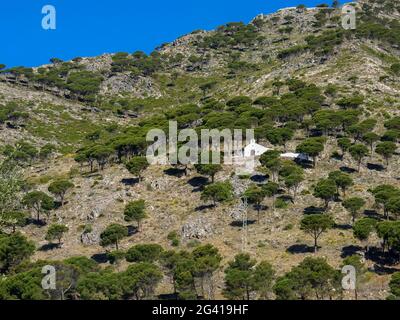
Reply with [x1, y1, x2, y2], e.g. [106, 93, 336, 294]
[241, 196, 248, 252]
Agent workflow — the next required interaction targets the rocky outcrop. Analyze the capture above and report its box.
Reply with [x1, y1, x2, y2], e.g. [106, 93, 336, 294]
[181, 214, 214, 239]
[100, 74, 161, 98]
[80, 229, 100, 246]
[229, 200, 248, 221]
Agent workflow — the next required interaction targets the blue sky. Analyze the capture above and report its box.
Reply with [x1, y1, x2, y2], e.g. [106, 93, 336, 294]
[1, 0, 329, 68]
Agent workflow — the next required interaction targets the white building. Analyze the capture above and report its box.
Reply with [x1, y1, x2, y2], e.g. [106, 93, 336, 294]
[234, 141, 311, 175]
[280, 152, 310, 161]
[243, 139, 271, 157]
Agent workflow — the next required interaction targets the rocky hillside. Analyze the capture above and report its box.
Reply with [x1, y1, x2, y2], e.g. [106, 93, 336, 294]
[0, 0, 400, 300]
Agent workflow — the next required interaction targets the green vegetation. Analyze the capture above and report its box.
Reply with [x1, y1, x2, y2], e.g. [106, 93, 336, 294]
[244, 185, 266, 221]
[45, 224, 69, 245]
[22, 191, 54, 223]
[296, 138, 325, 167]
[349, 144, 369, 172]
[194, 162, 222, 183]
[343, 197, 366, 224]
[125, 156, 149, 181]
[124, 200, 147, 231]
[0, 232, 35, 273]
[388, 272, 400, 300]
[274, 257, 341, 300]
[313, 179, 337, 209]
[100, 224, 129, 250]
[111, 51, 164, 76]
[278, 29, 344, 59]
[48, 180, 74, 206]
[200, 22, 263, 49]
[300, 214, 334, 252]
[125, 244, 163, 263]
[223, 253, 275, 300]
[201, 181, 233, 206]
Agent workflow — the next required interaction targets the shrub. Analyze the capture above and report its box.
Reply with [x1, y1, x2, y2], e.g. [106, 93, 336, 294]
[125, 244, 163, 263]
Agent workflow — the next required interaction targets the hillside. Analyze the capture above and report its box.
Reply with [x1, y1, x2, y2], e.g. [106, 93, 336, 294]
[0, 0, 400, 300]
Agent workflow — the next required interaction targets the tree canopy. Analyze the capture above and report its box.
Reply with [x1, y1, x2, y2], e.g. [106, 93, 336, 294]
[100, 224, 128, 250]
[124, 200, 147, 231]
[300, 214, 334, 252]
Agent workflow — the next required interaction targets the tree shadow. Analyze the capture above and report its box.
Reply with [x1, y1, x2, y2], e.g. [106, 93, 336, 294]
[363, 210, 382, 220]
[188, 176, 209, 192]
[39, 243, 60, 251]
[157, 292, 204, 300]
[250, 174, 268, 183]
[372, 264, 400, 275]
[331, 154, 343, 161]
[164, 167, 186, 178]
[127, 225, 138, 236]
[310, 129, 323, 137]
[340, 166, 357, 174]
[158, 293, 179, 300]
[53, 201, 62, 210]
[297, 160, 314, 169]
[91, 253, 109, 264]
[341, 245, 363, 258]
[26, 218, 47, 227]
[253, 204, 268, 212]
[277, 188, 286, 195]
[188, 176, 209, 187]
[286, 244, 314, 254]
[121, 178, 139, 186]
[277, 195, 294, 203]
[367, 163, 385, 172]
[334, 223, 352, 230]
[83, 172, 102, 178]
[333, 196, 342, 203]
[365, 247, 399, 266]
[195, 204, 215, 211]
[303, 206, 325, 215]
[6, 122, 19, 129]
[230, 220, 257, 227]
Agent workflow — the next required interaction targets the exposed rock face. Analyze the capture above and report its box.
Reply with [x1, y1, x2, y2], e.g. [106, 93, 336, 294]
[182, 215, 214, 239]
[87, 207, 102, 221]
[73, 178, 126, 222]
[80, 230, 100, 246]
[150, 178, 171, 191]
[80, 54, 113, 73]
[159, 31, 208, 56]
[230, 175, 251, 197]
[100, 74, 161, 97]
[152, 209, 179, 231]
[229, 200, 248, 221]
